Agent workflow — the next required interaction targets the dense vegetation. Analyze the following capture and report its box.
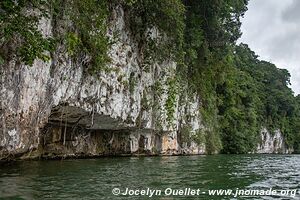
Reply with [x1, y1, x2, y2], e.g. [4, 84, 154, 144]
[1, 0, 299, 153]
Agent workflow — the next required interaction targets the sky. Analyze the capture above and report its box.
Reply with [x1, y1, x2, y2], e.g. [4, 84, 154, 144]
[239, 0, 300, 95]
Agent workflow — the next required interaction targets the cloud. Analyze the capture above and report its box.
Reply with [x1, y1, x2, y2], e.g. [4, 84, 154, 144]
[239, 0, 300, 95]
[282, 0, 300, 23]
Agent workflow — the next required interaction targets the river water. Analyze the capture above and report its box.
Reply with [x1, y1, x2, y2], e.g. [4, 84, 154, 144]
[0, 155, 299, 199]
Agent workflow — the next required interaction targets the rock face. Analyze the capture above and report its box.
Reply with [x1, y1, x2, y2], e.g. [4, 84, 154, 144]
[0, 6, 206, 160]
[257, 128, 292, 154]
[0, 6, 291, 161]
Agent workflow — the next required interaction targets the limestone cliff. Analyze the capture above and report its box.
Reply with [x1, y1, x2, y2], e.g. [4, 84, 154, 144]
[257, 128, 292, 154]
[0, 6, 206, 160]
[0, 5, 291, 161]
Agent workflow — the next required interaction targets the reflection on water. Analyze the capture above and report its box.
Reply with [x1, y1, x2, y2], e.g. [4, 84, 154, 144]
[0, 155, 299, 199]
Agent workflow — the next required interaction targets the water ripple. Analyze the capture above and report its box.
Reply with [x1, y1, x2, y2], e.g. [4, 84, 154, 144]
[0, 155, 299, 199]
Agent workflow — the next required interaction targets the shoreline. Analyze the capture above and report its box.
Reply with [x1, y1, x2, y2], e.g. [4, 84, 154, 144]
[0, 152, 296, 164]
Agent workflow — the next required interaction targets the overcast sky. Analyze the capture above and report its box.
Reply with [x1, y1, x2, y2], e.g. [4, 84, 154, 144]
[239, 0, 300, 95]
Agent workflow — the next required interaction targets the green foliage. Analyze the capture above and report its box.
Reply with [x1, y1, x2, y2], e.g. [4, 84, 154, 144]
[165, 77, 179, 125]
[178, 0, 250, 153]
[217, 65, 260, 153]
[233, 44, 298, 146]
[123, 0, 185, 65]
[180, 125, 193, 146]
[191, 130, 206, 146]
[0, 56, 4, 65]
[141, 91, 150, 111]
[2, 0, 300, 154]
[205, 130, 222, 154]
[0, 0, 110, 70]
[54, 0, 111, 74]
[65, 32, 80, 56]
[0, 0, 55, 65]
[129, 72, 137, 94]
[180, 0, 299, 153]
[216, 43, 299, 153]
[179, 125, 206, 146]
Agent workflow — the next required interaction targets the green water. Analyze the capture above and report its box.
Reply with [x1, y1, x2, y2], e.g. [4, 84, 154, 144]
[0, 155, 299, 200]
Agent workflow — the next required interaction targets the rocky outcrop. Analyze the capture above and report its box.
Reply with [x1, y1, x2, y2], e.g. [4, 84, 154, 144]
[257, 128, 293, 154]
[0, 6, 206, 160]
[0, 5, 293, 161]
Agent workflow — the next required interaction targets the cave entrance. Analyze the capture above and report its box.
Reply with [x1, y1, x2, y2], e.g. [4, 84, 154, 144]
[38, 105, 133, 158]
